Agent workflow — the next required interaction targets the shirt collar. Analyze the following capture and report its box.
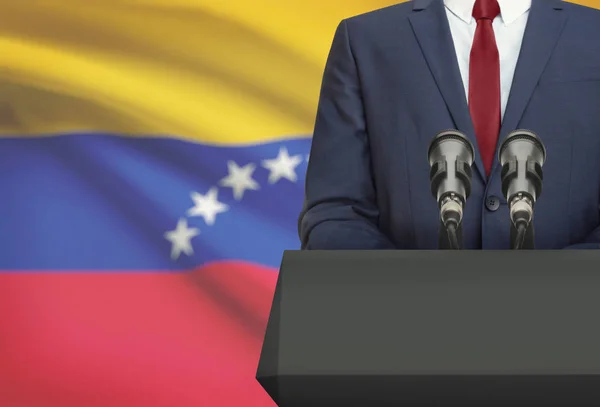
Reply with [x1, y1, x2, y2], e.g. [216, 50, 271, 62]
[444, 0, 532, 26]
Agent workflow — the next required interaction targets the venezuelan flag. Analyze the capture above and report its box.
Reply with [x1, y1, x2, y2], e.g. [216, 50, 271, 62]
[0, 0, 400, 405]
[1, 0, 599, 405]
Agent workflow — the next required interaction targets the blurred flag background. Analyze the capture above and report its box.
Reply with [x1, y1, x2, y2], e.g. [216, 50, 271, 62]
[0, 0, 598, 406]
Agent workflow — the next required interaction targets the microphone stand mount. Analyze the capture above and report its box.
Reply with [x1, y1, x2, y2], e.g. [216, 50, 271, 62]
[509, 193, 535, 250]
[438, 192, 463, 250]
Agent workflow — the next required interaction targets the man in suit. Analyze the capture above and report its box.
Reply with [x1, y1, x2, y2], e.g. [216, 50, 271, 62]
[299, 0, 600, 250]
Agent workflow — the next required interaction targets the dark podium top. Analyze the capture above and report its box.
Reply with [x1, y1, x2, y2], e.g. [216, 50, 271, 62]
[257, 250, 600, 407]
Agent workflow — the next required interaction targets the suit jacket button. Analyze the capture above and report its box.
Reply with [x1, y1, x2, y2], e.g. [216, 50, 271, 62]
[485, 195, 500, 212]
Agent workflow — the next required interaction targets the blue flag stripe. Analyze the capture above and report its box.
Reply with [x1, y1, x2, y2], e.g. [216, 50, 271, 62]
[0, 134, 311, 270]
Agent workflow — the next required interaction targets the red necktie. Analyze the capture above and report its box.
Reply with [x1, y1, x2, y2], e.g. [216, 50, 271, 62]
[469, 0, 501, 176]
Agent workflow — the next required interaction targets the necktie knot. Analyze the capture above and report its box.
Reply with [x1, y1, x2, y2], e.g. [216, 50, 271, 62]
[472, 0, 501, 21]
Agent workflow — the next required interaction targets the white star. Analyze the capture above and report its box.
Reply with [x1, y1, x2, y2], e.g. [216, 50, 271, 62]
[261, 147, 303, 184]
[164, 218, 200, 260]
[187, 187, 229, 225]
[219, 161, 260, 200]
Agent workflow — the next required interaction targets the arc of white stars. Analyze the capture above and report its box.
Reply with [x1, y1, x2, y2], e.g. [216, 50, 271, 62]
[187, 187, 229, 225]
[261, 147, 303, 184]
[164, 218, 200, 260]
[165, 146, 311, 262]
[219, 160, 260, 200]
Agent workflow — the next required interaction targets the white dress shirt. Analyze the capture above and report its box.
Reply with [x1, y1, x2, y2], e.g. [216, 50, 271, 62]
[444, 0, 531, 120]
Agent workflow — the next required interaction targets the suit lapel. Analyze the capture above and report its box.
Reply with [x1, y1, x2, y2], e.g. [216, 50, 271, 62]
[408, 0, 486, 180]
[491, 0, 567, 175]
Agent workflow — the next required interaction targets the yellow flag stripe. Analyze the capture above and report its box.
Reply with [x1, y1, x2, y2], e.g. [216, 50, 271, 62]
[0, 0, 598, 144]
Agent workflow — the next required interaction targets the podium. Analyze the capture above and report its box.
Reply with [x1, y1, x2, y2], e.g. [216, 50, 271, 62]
[257, 250, 600, 406]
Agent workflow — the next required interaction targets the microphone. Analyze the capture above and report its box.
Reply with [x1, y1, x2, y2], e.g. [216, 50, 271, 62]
[428, 130, 475, 249]
[498, 129, 546, 250]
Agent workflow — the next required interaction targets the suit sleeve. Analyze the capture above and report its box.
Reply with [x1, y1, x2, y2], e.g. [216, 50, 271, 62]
[298, 20, 395, 250]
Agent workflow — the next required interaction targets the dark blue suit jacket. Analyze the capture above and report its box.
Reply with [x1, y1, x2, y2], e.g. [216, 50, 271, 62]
[300, 0, 600, 250]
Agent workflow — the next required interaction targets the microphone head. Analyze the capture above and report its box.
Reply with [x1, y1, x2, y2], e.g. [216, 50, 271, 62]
[498, 129, 546, 167]
[428, 130, 475, 204]
[498, 129, 546, 205]
[428, 130, 475, 167]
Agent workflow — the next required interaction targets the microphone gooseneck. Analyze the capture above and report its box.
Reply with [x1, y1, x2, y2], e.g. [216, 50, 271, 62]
[445, 222, 460, 250]
[513, 222, 527, 250]
[428, 130, 475, 250]
[498, 129, 546, 250]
